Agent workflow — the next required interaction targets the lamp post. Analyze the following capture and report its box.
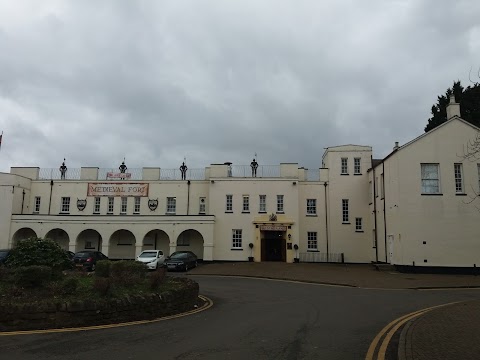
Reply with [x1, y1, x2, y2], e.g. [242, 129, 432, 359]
[293, 244, 299, 263]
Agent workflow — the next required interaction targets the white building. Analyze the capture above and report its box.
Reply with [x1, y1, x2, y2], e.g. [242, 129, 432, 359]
[1, 96, 479, 269]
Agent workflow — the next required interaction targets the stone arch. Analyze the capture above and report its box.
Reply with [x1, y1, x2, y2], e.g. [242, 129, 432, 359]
[45, 228, 70, 250]
[76, 229, 103, 252]
[109, 229, 136, 260]
[11, 228, 37, 247]
[176, 229, 204, 260]
[142, 230, 169, 253]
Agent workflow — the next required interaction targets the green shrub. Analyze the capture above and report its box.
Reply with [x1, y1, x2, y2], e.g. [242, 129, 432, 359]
[6, 237, 71, 271]
[92, 277, 111, 296]
[14, 266, 52, 287]
[61, 277, 79, 295]
[149, 267, 166, 290]
[110, 260, 147, 287]
[95, 260, 111, 278]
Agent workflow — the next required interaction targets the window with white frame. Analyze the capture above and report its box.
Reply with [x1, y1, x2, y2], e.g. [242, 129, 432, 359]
[166, 197, 176, 214]
[107, 197, 114, 214]
[34, 196, 41, 213]
[61, 197, 70, 213]
[259, 195, 266, 213]
[342, 199, 349, 223]
[356, 217, 363, 232]
[341, 157, 348, 174]
[307, 232, 318, 250]
[421, 164, 440, 194]
[199, 197, 206, 214]
[307, 199, 317, 215]
[94, 197, 101, 214]
[121, 197, 127, 214]
[242, 195, 250, 212]
[134, 197, 140, 214]
[232, 229, 242, 249]
[277, 195, 284, 213]
[454, 163, 464, 193]
[354, 158, 361, 174]
[226, 194, 233, 212]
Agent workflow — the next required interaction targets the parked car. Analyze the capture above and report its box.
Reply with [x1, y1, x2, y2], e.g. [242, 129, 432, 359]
[165, 252, 198, 272]
[136, 250, 165, 270]
[65, 250, 75, 261]
[0, 249, 11, 265]
[168, 251, 198, 262]
[72, 251, 108, 271]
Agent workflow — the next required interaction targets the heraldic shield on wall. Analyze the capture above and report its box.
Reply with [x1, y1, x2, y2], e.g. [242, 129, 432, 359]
[148, 198, 158, 211]
[77, 199, 87, 211]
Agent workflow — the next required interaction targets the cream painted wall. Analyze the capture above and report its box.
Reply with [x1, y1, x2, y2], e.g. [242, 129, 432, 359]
[379, 119, 480, 267]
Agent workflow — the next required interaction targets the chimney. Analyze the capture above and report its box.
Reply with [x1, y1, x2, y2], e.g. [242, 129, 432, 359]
[393, 142, 399, 151]
[446, 94, 460, 120]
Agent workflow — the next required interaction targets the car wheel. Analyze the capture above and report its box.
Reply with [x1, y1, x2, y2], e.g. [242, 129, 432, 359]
[91, 264, 96, 272]
[195, 261, 198, 268]
[185, 264, 189, 272]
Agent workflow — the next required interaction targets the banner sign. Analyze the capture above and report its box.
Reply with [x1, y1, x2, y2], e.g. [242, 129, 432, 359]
[107, 172, 131, 179]
[260, 225, 287, 231]
[87, 183, 149, 197]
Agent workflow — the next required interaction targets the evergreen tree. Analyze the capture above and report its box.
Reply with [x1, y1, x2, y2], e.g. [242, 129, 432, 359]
[425, 81, 480, 132]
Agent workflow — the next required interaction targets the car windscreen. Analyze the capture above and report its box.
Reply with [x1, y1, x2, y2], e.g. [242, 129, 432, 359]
[0, 251, 9, 259]
[170, 253, 188, 259]
[139, 252, 157, 258]
[74, 252, 91, 258]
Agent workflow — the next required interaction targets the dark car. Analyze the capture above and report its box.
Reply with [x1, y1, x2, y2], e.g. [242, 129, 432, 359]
[168, 251, 198, 261]
[73, 251, 108, 271]
[165, 252, 198, 272]
[0, 249, 11, 265]
[65, 250, 75, 261]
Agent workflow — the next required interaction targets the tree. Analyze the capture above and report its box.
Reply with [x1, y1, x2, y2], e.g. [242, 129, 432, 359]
[425, 80, 480, 132]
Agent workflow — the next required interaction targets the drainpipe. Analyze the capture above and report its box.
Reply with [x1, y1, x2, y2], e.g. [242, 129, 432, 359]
[48, 180, 54, 215]
[372, 156, 379, 263]
[382, 162, 388, 263]
[21, 190, 25, 214]
[324, 182, 329, 262]
[187, 180, 191, 215]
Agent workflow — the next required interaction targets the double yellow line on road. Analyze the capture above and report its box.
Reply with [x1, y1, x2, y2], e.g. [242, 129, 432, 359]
[0, 295, 213, 336]
[365, 301, 460, 360]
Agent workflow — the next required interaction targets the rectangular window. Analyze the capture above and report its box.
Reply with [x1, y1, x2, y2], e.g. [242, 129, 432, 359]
[354, 158, 361, 174]
[34, 196, 41, 213]
[356, 217, 363, 232]
[199, 197, 206, 214]
[259, 195, 266, 213]
[226, 194, 233, 212]
[341, 157, 348, 174]
[242, 195, 250, 212]
[121, 197, 127, 214]
[306, 199, 317, 215]
[454, 163, 464, 193]
[134, 197, 140, 214]
[166, 197, 176, 214]
[94, 197, 101, 214]
[307, 232, 317, 250]
[342, 199, 349, 223]
[107, 197, 114, 214]
[232, 229, 242, 249]
[277, 195, 284, 213]
[61, 197, 70, 213]
[421, 164, 440, 194]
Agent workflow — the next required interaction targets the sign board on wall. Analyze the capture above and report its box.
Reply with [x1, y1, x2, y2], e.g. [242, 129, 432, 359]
[260, 225, 287, 231]
[87, 183, 149, 197]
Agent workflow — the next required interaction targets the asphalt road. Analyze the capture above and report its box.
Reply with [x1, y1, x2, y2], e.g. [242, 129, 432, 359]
[1, 275, 479, 360]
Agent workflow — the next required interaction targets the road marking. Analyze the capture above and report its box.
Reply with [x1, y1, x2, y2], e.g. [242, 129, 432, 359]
[0, 295, 213, 337]
[365, 301, 462, 360]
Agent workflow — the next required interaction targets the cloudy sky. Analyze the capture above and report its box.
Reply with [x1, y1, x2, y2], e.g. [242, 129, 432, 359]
[0, 0, 479, 173]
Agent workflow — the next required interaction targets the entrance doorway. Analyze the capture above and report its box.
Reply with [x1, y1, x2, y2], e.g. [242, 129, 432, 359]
[261, 231, 286, 262]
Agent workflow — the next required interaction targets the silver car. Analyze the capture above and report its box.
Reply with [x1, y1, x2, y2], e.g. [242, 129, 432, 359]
[136, 250, 165, 270]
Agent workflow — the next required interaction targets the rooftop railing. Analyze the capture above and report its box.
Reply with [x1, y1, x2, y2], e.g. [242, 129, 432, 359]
[230, 165, 281, 178]
[39, 168, 81, 180]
